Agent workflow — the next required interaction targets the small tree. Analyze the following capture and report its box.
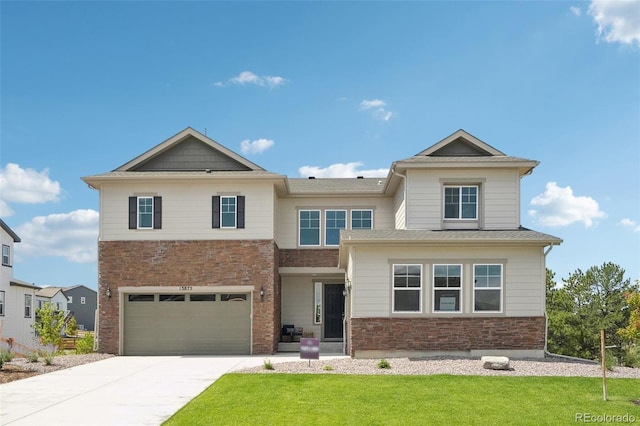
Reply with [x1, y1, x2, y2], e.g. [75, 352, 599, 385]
[618, 289, 640, 342]
[33, 302, 66, 350]
[66, 316, 78, 338]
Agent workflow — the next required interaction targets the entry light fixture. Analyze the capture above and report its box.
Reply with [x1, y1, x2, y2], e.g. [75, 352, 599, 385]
[260, 286, 265, 301]
[106, 287, 112, 299]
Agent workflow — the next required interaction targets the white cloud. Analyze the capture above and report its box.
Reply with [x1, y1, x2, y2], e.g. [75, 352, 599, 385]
[298, 162, 389, 178]
[528, 182, 606, 228]
[215, 71, 287, 89]
[588, 0, 640, 45]
[0, 163, 61, 216]
[620, 218, 640, 232]
[240, 138, 274, 155]
[360, 99, 395, 121]
[570, 6, 582, 16]
[15, 209, 99, 263]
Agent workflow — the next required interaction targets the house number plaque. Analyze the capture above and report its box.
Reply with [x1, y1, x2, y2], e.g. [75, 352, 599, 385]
[179, 286, 193, 291]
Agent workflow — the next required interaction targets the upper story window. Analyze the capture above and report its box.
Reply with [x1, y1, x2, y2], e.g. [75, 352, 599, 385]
[213, 195, 245, 229]
[433, 264, 462, 312]
[393, 264, 422, 313]
[68, 296, 73, 304]
[473, 264, 503, 312]
[351, 209, 373, 230]
[81, 297, 86, 305]
[25, 294, 32, 318]
[299, 210, 321, 246]
[444, 186, 478, 219]
[129, 196, 162, 229]
[2, 244, 10, 266]
[325, 210, 346, 246]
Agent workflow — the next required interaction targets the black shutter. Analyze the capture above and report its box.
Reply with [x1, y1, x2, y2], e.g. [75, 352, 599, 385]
[129, 197, 137, 229]
[237, 196, 245, 229]
[153, 196, 162, 229]
[212, 196, 221, 228]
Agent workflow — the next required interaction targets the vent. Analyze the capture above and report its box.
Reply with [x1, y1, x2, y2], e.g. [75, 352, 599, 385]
[357, 176, 364, 179]
[308, 176, 315, 179]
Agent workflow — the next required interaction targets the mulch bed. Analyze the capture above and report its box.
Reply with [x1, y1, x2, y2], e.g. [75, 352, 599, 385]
[0, 364, 39, 384]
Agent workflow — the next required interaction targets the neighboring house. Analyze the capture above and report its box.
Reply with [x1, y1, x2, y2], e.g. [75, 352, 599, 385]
[35, 287, 69, 313]
[0, 219, 41, 350]
[82, 127, 562, 357]
[63, 285, 97, 331]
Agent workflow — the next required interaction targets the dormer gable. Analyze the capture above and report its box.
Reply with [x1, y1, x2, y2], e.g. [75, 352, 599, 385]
[416, 129, 505, 157]
[115, 127, 264, 172]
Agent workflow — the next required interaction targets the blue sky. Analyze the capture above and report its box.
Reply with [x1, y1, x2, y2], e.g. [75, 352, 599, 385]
[1, 1, 638, 291]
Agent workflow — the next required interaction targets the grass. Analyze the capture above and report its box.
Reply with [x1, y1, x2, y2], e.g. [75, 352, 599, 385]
[164, 374, 640, 425]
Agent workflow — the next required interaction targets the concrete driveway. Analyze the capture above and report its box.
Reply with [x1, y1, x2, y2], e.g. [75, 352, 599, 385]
[0, 354, 301, 426]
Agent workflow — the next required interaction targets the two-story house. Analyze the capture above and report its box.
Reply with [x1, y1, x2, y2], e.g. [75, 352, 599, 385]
[63, 285, 97, 331]
[82, 128, 561, 357]
[0, 219, 40, 351]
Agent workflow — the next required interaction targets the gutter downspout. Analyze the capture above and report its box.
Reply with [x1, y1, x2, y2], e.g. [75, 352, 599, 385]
[390, 168, 407, 228]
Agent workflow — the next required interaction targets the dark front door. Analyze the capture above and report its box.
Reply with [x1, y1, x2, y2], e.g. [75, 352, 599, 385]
[324, 284, 345, 339]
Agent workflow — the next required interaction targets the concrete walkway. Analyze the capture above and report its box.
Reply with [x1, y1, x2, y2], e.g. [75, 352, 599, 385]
[0, 354, 307, 426]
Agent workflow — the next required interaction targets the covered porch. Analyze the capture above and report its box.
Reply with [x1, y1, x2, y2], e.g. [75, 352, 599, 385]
[278, 266, 348, 354]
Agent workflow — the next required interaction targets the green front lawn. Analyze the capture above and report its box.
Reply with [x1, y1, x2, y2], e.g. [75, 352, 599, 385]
[165, 374, 640, 425]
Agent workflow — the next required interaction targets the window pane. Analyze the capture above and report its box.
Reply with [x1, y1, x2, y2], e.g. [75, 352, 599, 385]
[325, 210, 346, 245]
[394, 289, 420, 312]
[475, 276, 489, 288]
[128, 294, 154, 302]
[220, 294, 248, 301]
[221, 197, 237, 228]
[475, 289, 501, 311]
[488, 265, 502, 275]
[159, 294, 185, 302]
[138, 197, 153, 228]
[300, 211, 320, 245]
[190, 294, 216, 302]
[434, 289, 460, 311]
[352, 210, 372, 229]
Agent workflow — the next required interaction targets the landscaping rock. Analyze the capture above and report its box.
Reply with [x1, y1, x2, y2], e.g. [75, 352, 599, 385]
[481, 356, 510, 370]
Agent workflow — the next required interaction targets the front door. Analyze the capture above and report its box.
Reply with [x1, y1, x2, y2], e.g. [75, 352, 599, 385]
[324, 284, 345, 339]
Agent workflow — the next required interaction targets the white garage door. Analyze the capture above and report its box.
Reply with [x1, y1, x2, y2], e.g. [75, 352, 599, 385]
[123, 292, 251, 355]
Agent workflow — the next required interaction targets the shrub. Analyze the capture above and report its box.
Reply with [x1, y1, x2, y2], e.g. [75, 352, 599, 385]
[263, 358, 274, 370]
[76, 333, 95, 354]
[323, 365, 334, 371]
[377, 359, 391, 369]
[27, 352, 39, 363]
[0, 348, 14, 363]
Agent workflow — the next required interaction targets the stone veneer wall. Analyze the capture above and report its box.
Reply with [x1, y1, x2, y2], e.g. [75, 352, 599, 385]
[349, 317, 546, 356]
[98, 240, 279, 355]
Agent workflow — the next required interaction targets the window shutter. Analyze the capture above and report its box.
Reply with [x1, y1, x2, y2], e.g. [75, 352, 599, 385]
[129, 197, 137, 229]
[153, 196, 162, 229]
[237, 196, 245, 229]
[212, 196, 221, 228]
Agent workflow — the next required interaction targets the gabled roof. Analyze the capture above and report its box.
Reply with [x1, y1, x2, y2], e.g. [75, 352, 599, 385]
[0, 218, 21, 242]
[10, 279, 40, 290]
[36, 286, 67, 299]
[416, 129, 506, 157]
[115, 127, 265, 172]
[63, 284, 97, 294]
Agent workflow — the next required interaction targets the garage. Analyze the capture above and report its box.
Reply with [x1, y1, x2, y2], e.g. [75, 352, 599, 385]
[123, 292, 251, 355]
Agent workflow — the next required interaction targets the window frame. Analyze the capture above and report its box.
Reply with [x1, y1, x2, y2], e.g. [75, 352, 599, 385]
[25, 294, 32, 318]
[80, 297, 86, 305]
[443, 185, 478, 220]
[299, 209, 321, 247]
[324, 209, 347, 246]
[433, 264, 463, 313]
[351, 209, 373, 230]
[314, 282, 322, 324]
[68, 296, 73, 304]
[137, 196, 154, 229]
[2, 244, 10, 266]
[0, 290, 5, 316]
[473, 264, 503, 313]
[220, 196, 237, 228]
[392, 264, 422, 313]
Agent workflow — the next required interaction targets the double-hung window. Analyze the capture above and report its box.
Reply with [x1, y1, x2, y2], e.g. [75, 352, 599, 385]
[129, 196, 162, 229]
[351, 209, 373, 230]
[474, 264, 503, 312]
[2, 244, 10, 266]
[299, 210, 321, 246]
[444, 186, 478, 219]
[393, 264, 422, 312]
[25, 294, 32, 318]
[325, 210, 346, 246]
[212, 195, 245, 229]
[433, 264, 462, 312]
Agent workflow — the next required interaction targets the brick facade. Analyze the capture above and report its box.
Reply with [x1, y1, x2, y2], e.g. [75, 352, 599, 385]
[98, 239, 279, 355]
[349, 316, 546, 356]
[279, 248, 339, 268]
